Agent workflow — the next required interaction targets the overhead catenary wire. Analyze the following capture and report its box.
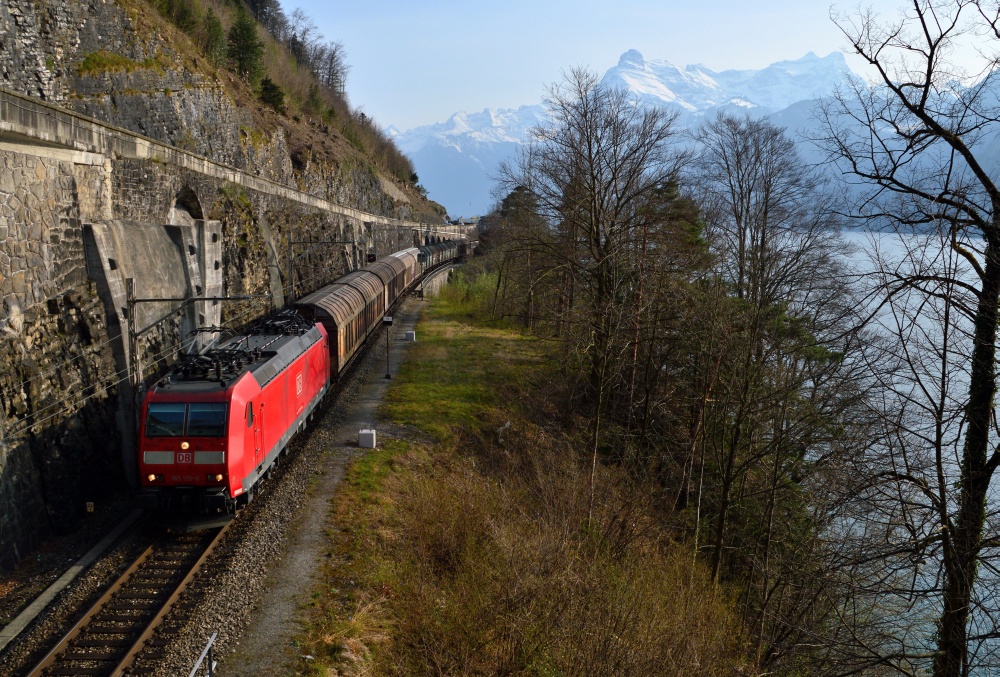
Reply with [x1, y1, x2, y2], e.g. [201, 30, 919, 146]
[0, 294, 258, 414]
[3, 241, 462, 437]
[1, 297, 273, 438]
[0, 281, 130, 395]
[0, 90, 470, 437]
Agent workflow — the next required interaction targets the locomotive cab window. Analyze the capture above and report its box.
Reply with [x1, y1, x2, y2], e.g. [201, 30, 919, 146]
[246, 402, 254, 428]
[145, 402, 227, 437]
[188, 403, 227, 437]
[146, 403, 186, 437]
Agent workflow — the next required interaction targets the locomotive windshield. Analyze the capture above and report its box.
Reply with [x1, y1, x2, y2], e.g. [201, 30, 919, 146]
[187, 403, 227, 436]
[145, 402, 227, 437]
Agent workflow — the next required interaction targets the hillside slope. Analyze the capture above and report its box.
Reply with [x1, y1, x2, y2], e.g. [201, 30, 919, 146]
[0, 0, 444, 222]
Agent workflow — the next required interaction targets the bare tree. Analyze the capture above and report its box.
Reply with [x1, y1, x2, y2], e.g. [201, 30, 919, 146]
[816, 2, 1000, 673]
[498, 68, 688, 520]
[316, 40, 349, 94]
[286, 8, 319, 67]
[694, 114, 847, 307]
[686, 114, 878, 669]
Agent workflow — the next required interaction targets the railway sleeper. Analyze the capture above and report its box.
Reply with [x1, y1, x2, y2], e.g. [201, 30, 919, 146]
[118, 593, 167, 602]
[156, 548, 202, 556]
[73, 638, 133, 647]
[87, 626, 142, 634]
[132, 580, 182, 588]
[108, 601, 160, 611]
[62, 650, 119, 659]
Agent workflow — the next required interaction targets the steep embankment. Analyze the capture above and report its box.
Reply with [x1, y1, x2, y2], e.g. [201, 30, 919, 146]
[0, 0, 442, 221]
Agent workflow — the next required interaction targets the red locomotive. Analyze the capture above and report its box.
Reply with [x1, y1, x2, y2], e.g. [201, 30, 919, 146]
[137, 241, 464, 516]
[138, 312, 330, 514]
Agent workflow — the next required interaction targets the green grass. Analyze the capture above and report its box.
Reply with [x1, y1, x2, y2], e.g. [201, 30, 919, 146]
[345, 438, 405, 501]
[381, 289, 543, 441]
[294, 291, 551, 675]
[76, 50, 166, 76]
[295, 284, 753, 676]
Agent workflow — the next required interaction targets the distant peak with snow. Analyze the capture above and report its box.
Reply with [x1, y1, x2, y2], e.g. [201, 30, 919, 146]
[618, 49, 646, 68]
[601, 49, 853, 113]
[393, 50, 858, 216]
[392, 104, 546, 156]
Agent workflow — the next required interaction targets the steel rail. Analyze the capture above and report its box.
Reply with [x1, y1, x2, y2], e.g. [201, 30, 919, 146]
[27, 524, 230, 677]
[109, 525, 229, 676]
[26, 544, 156, 675]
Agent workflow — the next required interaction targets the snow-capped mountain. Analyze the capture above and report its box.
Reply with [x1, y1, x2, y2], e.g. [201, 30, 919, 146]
[389, 106, 547, 156]
[705, 51, 853, 111]
[600, 49, 851, 115]
[389, 106, 546, 219]
[395, 51, 856, 217]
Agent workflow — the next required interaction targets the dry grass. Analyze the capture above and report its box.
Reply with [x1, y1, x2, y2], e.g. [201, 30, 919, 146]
[380, 434, 750, 676]
[297, 288, 754, 675]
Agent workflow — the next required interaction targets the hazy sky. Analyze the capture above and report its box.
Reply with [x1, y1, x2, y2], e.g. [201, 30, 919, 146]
[284, 1, 906, 131]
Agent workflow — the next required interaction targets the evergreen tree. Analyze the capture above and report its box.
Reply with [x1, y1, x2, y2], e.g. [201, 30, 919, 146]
[227, 8, 264, 86]
[202, 8, 226, 66]
[259, 78, 285, 114]
[304, 83, 323, 114]
[156, 0, 197, 33]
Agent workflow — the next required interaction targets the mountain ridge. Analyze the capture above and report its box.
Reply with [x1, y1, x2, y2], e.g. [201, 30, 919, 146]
[395, 50, 857, 217]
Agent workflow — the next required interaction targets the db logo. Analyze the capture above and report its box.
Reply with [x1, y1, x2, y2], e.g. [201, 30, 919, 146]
[296, 372, 303, 396]
[176, 452, 193, 464]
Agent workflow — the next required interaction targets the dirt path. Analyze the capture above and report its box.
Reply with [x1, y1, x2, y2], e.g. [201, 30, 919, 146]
[217, 273, 449, 675]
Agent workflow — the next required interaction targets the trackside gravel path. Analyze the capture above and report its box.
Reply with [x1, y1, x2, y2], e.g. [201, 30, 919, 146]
[217, 276, 448, 676]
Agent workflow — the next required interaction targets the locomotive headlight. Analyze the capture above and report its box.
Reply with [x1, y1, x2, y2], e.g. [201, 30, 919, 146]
[180, 441, 190, 450]
[147, 474, 163, 482]
[208, 473, 224, 482]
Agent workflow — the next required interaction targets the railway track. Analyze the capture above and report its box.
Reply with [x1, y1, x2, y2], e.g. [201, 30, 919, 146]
[5, 286, 446, 676]
[26, 525, 229, 677]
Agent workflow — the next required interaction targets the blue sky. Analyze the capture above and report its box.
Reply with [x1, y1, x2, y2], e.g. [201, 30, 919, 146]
[283, 1, 905, 131]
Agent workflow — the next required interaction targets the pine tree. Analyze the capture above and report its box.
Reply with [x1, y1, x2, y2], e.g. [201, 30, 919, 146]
[259, 78, 285, 114]
[227, 8, 264, 86]
[202, 8, 225, 66]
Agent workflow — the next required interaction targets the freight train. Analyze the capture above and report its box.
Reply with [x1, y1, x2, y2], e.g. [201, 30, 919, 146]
[137, 240, 464, 515]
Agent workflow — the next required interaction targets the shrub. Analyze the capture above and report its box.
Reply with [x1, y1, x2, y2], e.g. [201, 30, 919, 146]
[258, 77, 285, 114]
[298, 293, 755, 675]
[76, 50, 164, 76]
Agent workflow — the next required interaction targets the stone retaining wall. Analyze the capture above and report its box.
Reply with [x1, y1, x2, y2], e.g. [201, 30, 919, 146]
[0, 0, 468, 569]
[0, 90, 470, 570]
